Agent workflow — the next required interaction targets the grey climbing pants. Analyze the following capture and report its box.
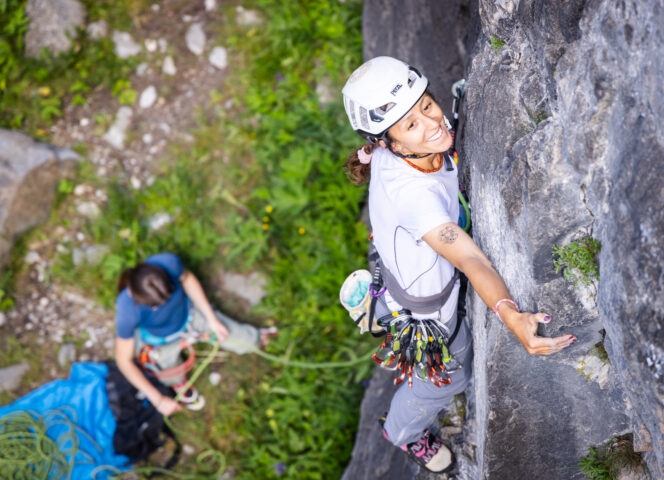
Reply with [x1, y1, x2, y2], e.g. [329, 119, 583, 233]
[383, 312, 473, 446]
[135, 305, 261, 386]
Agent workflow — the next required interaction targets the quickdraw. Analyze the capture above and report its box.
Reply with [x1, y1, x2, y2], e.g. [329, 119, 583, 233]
[373, 312, 461, 388]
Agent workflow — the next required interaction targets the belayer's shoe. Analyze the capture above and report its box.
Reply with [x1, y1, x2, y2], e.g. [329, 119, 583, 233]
[379, 414, 455, 474]
[259, 326, 279, 347]
[173, 382, 206, 411]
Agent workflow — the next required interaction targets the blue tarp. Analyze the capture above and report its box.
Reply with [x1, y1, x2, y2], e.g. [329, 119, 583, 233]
[0, 362, 131, 479]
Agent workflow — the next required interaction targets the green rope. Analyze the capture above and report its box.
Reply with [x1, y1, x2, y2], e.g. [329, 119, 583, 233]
[0, 335, 375, 479]
[173, 339, 219, 403]
[0, 408, 101, 480]
[458, 190, 471, 232]
[203, 335, 376, 369]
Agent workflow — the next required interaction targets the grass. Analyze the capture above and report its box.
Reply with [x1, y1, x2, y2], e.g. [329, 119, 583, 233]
[11, 0, 373, 478]
[553, 236, 601, 286]
[579, 435, 646, 480]
[525, 106, 549, 126]
[0, 336, 44, 406]
[0, 0, 142, 138]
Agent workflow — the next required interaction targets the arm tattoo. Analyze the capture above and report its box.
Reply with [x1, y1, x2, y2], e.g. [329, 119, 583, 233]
[438, 225, 458, 244]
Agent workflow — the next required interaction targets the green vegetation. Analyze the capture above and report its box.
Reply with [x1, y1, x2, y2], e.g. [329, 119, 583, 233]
[553, 236, 601, 286]
[0, 336, 42, 405]
[525, 106, 549, 126]
[489, 35, 505, 51]
[18, 0, 372, 478]
[579, 436, 646, 480]
[0, 0, 139, 137]
[589, 337, 609, 364]
[0, 276, 14, 311]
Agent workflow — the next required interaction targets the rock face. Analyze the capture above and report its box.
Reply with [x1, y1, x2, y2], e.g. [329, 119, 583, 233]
[0, 129, 81, 267]
[341, 369, 418, 480]
[24, 0, 86, 58]
[464, 0, 663, 477]
[346, 0, 663, 479]
[362, 0, 473, 116]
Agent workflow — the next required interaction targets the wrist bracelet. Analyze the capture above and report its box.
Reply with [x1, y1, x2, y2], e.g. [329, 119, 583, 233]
[492, 298, 519, 322]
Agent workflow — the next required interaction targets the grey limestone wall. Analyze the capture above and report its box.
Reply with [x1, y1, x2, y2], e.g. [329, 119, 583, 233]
[465, 0, 663, 477]
[344, 0, 663, 478]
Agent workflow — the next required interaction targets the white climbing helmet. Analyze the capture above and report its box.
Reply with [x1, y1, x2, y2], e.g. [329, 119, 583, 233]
[342, 56, 428, 143]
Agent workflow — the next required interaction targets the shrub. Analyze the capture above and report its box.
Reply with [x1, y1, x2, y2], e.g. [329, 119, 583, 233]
[552, 236, 601, 286]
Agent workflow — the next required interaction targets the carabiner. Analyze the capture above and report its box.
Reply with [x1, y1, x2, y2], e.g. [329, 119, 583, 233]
[414, 362, 428, 382]
[394, 362, 407, 386]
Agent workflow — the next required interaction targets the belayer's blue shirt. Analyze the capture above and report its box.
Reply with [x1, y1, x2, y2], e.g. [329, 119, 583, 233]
[115, 253, 189, 339]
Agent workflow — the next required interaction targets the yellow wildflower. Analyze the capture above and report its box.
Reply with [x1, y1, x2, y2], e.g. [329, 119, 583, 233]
[262, 223, 269, 231]
[265, 205, 274, 213]
[263, 216, 270, 223]
[298, 227, 306, 235]
[38, 86, 51, 97]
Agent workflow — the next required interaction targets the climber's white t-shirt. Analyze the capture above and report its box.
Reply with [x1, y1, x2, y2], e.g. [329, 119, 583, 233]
[368, 146, 460, 323]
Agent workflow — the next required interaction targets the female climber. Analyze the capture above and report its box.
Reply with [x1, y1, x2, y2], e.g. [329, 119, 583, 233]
[341, 56, 576, 473]
[114, 252, 276, 415]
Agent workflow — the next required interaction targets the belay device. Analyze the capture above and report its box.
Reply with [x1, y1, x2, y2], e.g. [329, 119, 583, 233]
[340, 79, 469, 388]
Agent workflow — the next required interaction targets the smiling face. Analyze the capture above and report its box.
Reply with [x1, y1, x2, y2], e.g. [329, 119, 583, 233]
[383, 93, 452, 156]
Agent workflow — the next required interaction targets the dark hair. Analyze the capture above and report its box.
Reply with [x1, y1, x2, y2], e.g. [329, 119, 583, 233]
[343, 131, 399, 185]
[117, 263, 175, 307]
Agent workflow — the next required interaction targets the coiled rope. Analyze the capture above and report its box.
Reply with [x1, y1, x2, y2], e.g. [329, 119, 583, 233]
[0, 336, 375, 478]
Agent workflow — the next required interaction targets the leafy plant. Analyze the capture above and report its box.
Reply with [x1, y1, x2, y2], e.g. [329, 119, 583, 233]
[489, 35, 505, 51]
[552, 236, 601, 286]
[579, 436, 646, 480]
[589, 339, 609, 364]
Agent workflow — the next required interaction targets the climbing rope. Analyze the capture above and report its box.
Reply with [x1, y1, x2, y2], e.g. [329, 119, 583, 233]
[0, 404, 226, 480]
[185, 333, 375, 372]
[0, 408, 88, 480]
[0, 335, 375, 479]
[458, 190, 471, 232]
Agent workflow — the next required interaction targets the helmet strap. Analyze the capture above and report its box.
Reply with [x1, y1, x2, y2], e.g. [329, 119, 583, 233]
[382, 137, 433, 160]
[390, 149, 434, 160]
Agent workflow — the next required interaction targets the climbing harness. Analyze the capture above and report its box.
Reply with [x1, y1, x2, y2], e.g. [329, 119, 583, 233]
[341, 236, 464, 388]
[370, 243, 463, 388]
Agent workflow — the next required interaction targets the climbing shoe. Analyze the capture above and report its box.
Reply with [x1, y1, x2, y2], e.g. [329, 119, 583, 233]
[403, 429, 455, 473]
[173, 382, 206, 411]
[379, 414, 455, 474]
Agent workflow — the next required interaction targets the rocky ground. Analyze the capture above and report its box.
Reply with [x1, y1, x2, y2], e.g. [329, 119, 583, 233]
[0, 0, 266, 400]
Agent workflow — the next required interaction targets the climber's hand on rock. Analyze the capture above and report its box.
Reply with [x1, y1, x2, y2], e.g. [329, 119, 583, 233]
[502, 310, 576, 355]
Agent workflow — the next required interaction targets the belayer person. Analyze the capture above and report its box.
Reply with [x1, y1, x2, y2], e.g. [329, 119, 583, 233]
[341, 57, 576, 473]
[114, 252, 277, 415]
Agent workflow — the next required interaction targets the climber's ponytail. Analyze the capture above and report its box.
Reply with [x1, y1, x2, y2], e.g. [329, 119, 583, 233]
[344, 142, 377, 185]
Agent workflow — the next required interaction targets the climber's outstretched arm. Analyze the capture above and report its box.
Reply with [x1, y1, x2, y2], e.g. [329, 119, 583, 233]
[422, 222, 576, 355]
